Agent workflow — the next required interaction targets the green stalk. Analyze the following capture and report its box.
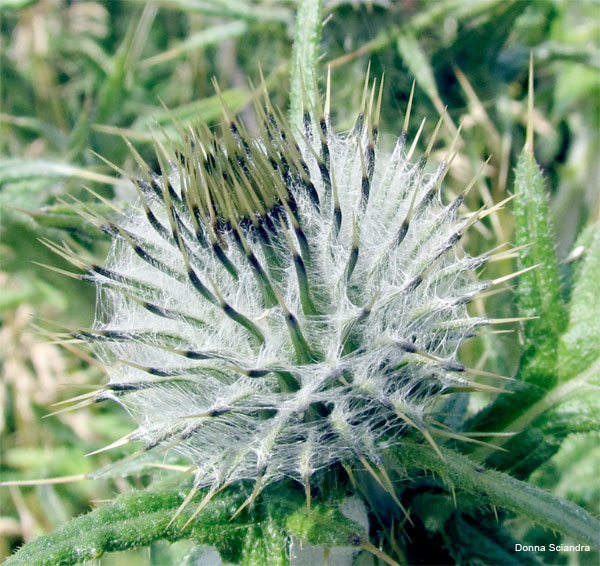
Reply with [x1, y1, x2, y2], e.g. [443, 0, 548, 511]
[4, 484, 246, 566]
[389, 445, 600, 549]
[289, 0, 323, 129]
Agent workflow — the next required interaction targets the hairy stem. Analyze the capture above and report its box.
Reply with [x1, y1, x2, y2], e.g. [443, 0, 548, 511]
[289, 0, 323, 129]
[4, 483, 247, 566]
[389, 444, 600, 548]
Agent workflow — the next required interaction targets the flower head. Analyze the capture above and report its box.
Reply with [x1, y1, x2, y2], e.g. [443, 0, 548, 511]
[66, 77, 493, 506]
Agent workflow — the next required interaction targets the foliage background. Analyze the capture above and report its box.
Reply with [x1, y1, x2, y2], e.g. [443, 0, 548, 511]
[0, 0, 598, 564]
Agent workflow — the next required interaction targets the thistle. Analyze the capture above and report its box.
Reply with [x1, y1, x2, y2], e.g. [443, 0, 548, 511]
[43, 74, 515, 522]
[4, 3, 599, 563]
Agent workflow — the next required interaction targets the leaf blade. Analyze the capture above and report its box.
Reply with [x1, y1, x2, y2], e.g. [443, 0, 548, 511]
[513, 147, 567, 389]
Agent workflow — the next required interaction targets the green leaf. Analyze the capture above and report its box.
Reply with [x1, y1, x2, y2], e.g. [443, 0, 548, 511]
[0, 0, 39, 9]
[531, 432, 600, 509]
[466, 146, 573, 470]
[241, 520, 289, 566]
[559, 224, 600, 381]
[147, 0, 290, 22]
[138, 21, 248, 69]
[396, 29, 457, 136]
[14, 203, 112, 238]
[391, 445, 600, 549]
[468, 227, 600, 472]
[396, 30, 439, 110]
[447, 516, 542, 565]
[470, 356, 600, 473]
[0, 158, 127, 187]
[513, 147, 567, 389]
[262, 518, 289, 566]
[3, 483, 247, 566]
[286, 503, 366, 548]
[132, 88, 251, 131]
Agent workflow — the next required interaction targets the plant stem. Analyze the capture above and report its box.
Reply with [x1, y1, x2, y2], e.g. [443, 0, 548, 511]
[389, 444, 600, 548]
[289, 0, 323, 129]
[3, 484, 246, 566]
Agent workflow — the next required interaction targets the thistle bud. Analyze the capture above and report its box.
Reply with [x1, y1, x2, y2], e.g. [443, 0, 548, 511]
[70, 77, 494, 509]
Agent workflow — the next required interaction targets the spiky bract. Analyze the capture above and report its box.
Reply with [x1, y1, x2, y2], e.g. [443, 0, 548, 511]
[74, 80, 494, 497]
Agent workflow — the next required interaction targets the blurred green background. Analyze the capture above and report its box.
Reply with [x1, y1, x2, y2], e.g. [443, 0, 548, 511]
[1, 0, 598, 564]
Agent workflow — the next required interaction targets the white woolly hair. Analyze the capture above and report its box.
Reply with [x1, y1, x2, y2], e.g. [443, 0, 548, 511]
[66, 77, 500, 506]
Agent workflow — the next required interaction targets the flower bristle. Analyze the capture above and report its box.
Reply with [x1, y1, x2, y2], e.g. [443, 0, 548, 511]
[57, 77, 504, 506]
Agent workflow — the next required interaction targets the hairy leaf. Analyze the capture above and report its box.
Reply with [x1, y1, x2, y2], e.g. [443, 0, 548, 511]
[559, 224, 600, 380]
[513, 147, 567, 389]
[3, 484, 247, 566]
[286, 503, 366, 548]
[392, 445, 600, 549]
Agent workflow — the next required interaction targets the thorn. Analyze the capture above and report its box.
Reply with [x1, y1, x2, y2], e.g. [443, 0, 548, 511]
[477, 328, 515, 336]
[167, 484, 199, 529]
[142, 463, 193, 473]
[491, 264, 540, 286]
[254, 309, 271, 321]
[377, 464, 412, 524]
[0, 474, 88, 487]
[565, 245, 586, 263]
[393, 408, 445, 462]
[325, 65, 331, 117]
[81, 184, 124, 214]
[51, 390, 100, 407]
[476, 193, 516, 220]
[487, 316, 540, 324]
[432, 151, 457, 193]
[304, 474, 312, 515]
[474, 285, 513, 300]
[360, 62, 371, 119]
[460, 156, 492, 199]
[359, 456, 387, 492]
[403, 80, 416, 134]
[122, 137, 155, 187]
[343, 463, 358, 489]
[485, 243, 532, 264]
[424, 110, 445, 159]
[526, 52, 534, 153]
[374, 73, 384, 130]
[462, 366, 514, 382]
[367, 77, 377, 134]
[447, 121, 464, 157]
[44, 397, 97, 417]
[431, 427, 508, 451]
[359, 539, 401, 566]
[89, 150, 131, 181]
[447, 382, 510, 395]
[230, 474, 263, 520]
[182, 484, 227, 530]
[86, 432, 135, 456]
[406, 117, 426, 161]
[31, 262, 84, 280]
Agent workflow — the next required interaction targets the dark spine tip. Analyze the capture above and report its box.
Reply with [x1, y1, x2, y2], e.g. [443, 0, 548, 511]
[397, 340, 417, 353]
[147, 367, 171, 377]
[444, 360, 465, 372]
[396, 220, 409, 246]
[184, 350, 209, 360]
[187, 268, 216, 303]
[247, 369, 269, 378]
[345, 246, 359, 283]
[144, 301, 167, 317]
